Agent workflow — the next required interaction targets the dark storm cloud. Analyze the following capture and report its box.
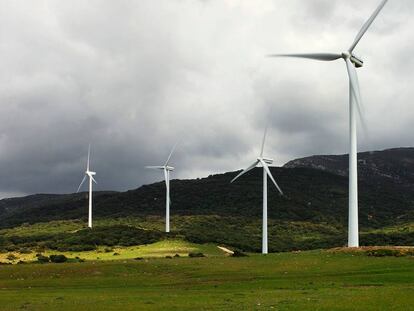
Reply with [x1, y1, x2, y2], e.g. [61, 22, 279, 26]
[0, 0, 412, 198]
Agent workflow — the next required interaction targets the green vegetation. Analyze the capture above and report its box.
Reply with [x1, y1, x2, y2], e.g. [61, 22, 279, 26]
[0, 240, 224, 264]
[1, 216, 413, 255]
[1, 148, 414, 252]
[0, 250, 413, 310]
[0, 224, 166, 252]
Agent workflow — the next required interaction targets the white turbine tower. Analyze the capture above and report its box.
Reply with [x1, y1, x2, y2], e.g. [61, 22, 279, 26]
[146, 143, 177, 233]
[268, 0, 388, 247]
[77, 145, 97, 228]
[231, 127, 283, 254]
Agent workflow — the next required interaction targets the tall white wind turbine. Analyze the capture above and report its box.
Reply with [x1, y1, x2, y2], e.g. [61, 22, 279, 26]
[268, 0, 388, 247]
[231, 127, 283, 254]
[77, 145, 97, 228]
[146, 143, 177, 233]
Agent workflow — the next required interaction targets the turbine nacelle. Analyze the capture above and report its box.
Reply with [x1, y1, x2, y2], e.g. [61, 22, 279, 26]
[342, 52, 364, 68]
[86, 171, 96, 176]
[258, 157, 273, 165]
[165, 166, 175, 171]
[350, 55, 363, 68]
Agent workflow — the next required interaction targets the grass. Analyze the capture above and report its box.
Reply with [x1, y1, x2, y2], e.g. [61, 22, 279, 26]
[0, 250, 413, 310]
[0, 240, 224, 263]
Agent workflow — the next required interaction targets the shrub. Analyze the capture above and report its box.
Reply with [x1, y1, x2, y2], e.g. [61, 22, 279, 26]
[49, 254, 68, 263]
[405, 250, 414, 256]
[113, 252, 120, 256]
[5, 245, 18, 252]
[19, 247, 32, 254]
[173, 254, 180, 258]
[37, 255, 50, 263]
[6, 254, 17, 261]
[188, 252, 205, 258]
[232, 250, 248, 257]
[367, 249, 402, 257]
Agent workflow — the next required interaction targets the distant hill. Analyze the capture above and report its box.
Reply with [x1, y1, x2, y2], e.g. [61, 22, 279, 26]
[285, 147, 414, 186]
[0, 147, 413, 252]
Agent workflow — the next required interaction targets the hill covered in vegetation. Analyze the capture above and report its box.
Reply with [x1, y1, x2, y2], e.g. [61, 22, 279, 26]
[0, 147, 413, 252]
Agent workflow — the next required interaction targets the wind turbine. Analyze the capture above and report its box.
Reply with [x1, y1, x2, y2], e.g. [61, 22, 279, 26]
[77, 144, 97, 228]
[268, 0, 388, 247]
[231, 126, 283, 254]
[146, 143, 177, 233]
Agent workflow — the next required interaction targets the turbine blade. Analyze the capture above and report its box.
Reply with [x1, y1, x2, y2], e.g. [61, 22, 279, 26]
[345, 59, 368, 134]
[267, 53, 342, 61]
[260, 125, 268, 158]
[165, 142, 178, 166]
[349, 0, 388, 52]
[76, 175, 87, 193]
[259, 159, 283, 196]
[145, 166, 164, 169]
[87, 144, 91, 171]
[230, 160, 259, 183]
[91, 175, 97, 184]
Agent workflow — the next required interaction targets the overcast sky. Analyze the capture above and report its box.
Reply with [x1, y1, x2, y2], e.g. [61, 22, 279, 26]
[0, 0, 412, 198]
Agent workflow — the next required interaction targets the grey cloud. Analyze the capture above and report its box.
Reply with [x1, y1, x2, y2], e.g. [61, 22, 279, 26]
[0, 0, 412, 197]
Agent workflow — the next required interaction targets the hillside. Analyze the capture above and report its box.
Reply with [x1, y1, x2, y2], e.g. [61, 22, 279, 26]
[0, 147, 414, 252]
[285, 147, 414, 186]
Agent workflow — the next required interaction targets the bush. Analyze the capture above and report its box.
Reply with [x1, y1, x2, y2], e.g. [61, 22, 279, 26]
[367, 249, 402, 257]
[5, 245, 18, 252]
[37, 255, 50, 263]
[406, 250, 414, 256]
[6, 254, 17, 261]
[49, 254, 67, 263]
[232, 250, 248, 257]
[188, 252, 205, 258]
[174, 254, 180, 258]
[19, 247, 32, 254]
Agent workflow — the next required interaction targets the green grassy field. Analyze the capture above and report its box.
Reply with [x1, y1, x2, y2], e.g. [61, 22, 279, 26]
[0, 249, 413, 310]
[0, 239, 223, 263]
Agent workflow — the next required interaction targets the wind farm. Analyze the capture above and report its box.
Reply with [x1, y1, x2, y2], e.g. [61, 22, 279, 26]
[1, 0, 413, 310]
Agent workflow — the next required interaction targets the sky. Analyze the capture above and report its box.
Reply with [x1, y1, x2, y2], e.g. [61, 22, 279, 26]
[0, 0, 412, 198]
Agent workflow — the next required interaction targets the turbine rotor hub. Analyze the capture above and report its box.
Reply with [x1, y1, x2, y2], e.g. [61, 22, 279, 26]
[259, 157, 273, 164]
